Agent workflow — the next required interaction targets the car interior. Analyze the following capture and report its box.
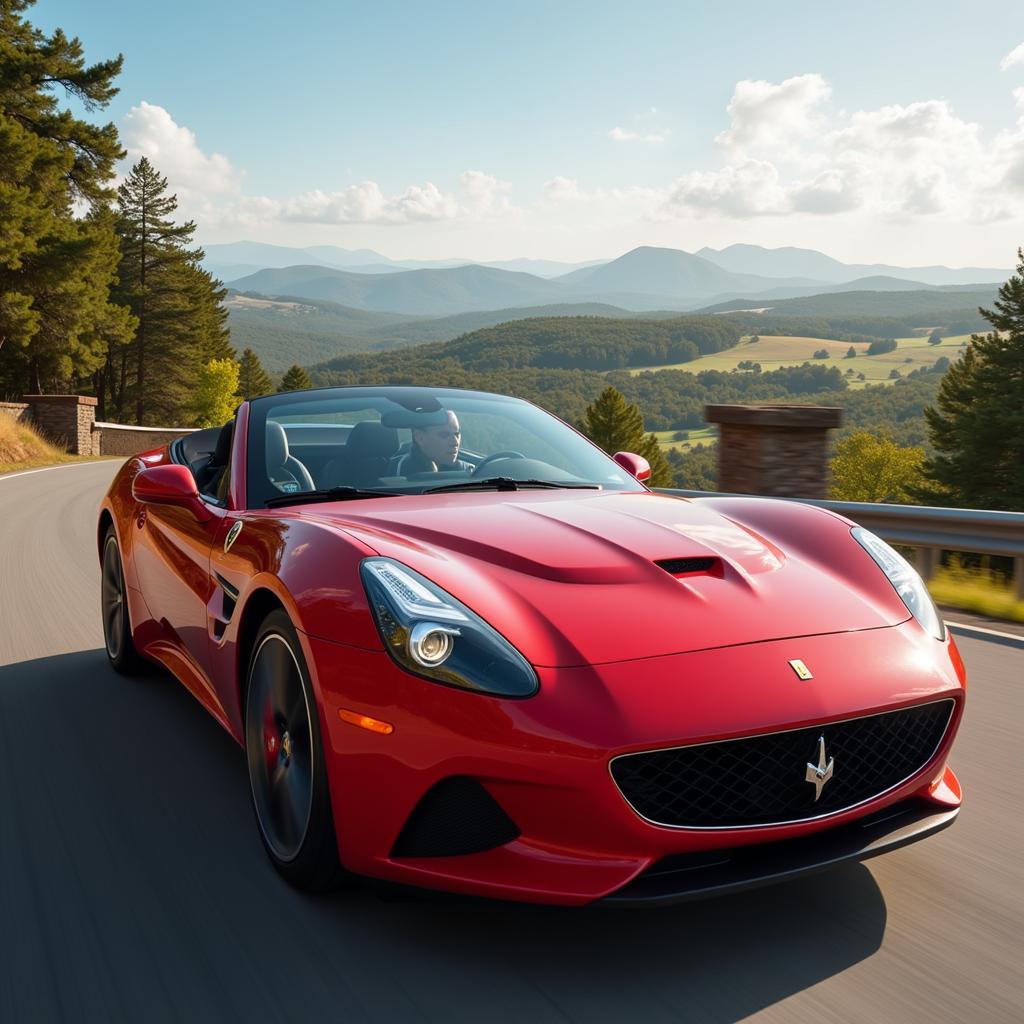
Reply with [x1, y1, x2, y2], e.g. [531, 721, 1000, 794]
[172, 416, 489, 505]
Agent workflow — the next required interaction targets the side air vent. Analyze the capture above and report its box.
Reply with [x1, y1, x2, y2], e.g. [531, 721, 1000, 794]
[656, 557, 719, 577]
[391, 777, 520, 858]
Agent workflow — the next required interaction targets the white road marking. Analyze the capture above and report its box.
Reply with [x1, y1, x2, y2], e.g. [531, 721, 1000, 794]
[947, 620, 1024, 644]
[0, 461, 114, 482]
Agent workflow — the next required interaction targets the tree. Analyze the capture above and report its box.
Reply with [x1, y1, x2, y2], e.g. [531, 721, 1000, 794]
[917, 250, 1024, 510]
[577, 385, 672, 486]
[191, 358, 239, 427]
[830, 432, 925, 503]
[665, 444, 716, 490]
[867, 338, 898, 355]
[107, 158, 230, 423]
[238, 347, 273, 398]
[813, 348, 830, 359]
[0, 0, 132, 394]
[845, 345, 857, 358]
[928, 329, 943, 346]
[280, 364, 312, 391]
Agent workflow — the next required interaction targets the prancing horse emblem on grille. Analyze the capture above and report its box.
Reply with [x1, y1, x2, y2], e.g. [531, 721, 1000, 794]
[805, 735, 834, 801]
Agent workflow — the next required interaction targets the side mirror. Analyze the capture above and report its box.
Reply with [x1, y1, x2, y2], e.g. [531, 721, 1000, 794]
[132, 465, 213, 522]
[613, 451, 652, 483]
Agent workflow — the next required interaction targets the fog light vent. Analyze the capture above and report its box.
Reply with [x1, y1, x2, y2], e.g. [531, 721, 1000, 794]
[391, 777, 519, 858]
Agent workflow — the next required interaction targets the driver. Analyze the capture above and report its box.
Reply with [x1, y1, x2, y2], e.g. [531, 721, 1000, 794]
[397, 409, 473, 475]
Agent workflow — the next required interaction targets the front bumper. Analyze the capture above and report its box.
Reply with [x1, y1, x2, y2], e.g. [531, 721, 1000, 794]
[604, 792, 959, 906]
[304, 620, 966, 906]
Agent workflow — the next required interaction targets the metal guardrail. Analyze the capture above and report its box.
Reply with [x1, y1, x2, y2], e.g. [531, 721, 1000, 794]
[657, 489, 1024, 600]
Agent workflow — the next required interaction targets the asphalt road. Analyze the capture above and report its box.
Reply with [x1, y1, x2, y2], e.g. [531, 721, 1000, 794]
[0, 461, 1021, 1024]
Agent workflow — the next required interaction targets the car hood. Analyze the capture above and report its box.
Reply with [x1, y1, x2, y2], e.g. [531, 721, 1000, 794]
[303, 490, 911, 667]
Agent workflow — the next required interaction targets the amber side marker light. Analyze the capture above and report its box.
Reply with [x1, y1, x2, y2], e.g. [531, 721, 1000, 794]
[338, 708, 395, 735]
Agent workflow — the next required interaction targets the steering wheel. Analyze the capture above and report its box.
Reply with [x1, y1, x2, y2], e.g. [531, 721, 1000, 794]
[472, 450, 527, 476]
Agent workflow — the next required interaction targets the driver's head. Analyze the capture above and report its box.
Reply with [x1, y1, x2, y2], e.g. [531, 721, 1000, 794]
[413, 410, 461, 465]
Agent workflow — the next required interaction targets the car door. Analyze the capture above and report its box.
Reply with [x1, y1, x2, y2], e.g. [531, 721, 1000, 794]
[131, 435, 229, 707]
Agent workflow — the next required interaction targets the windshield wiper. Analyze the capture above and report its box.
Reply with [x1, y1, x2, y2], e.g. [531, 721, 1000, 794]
[265, 486, 397, 508]
[424, 477, 601, 494]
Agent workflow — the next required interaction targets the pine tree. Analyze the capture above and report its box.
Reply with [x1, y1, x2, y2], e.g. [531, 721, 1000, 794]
[578, 385, 673, 486]
[107, 158, 230, 424]
[0, 0, 132, 395]
[238, 348, 273, 398]
[917, 250, 1024, 510]
[280, 364, 312, 391]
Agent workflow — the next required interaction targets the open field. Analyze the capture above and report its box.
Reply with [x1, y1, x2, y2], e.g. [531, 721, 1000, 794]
[653, 426, 717, 453]
[628, 333, 972, 387]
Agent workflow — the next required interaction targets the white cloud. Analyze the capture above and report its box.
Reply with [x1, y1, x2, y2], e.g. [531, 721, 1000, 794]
[459, 170, 512, 216]
[656, 75, 1024, 222]
[716, 73, 831, 151]
[1000, 42, 1024, 71]
[543, 175, 583, 200]
[665, 159, 786, 217]
[122, 102, 240, 196]
[608, 126, 667, 143]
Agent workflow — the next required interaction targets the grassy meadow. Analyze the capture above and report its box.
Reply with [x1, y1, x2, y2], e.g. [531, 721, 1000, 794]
[653, 426, 717, 453]
[628, 332, 972, 387]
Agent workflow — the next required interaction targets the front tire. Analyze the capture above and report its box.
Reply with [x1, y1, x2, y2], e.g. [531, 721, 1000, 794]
[101, 527, 143, 675]
[244, 609, 345, 891]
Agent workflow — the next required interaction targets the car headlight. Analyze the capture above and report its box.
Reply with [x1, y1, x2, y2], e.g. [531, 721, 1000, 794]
[852, 527, 945, 640]
[360, 558, 539, 697]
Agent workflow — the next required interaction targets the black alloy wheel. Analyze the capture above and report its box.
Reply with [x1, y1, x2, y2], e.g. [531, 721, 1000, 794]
[101, 528, 143, 674]
[244, 609, 345, 890]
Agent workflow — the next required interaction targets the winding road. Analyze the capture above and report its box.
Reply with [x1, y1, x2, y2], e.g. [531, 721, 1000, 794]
[1, 461, 1021, 1023]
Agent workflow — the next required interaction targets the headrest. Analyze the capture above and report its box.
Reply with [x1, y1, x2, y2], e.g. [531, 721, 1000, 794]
[265, 420, 289, 467]
[210, 420, 234, 467]
[381, 405, 449, 429]
[346, 421, 398, 458]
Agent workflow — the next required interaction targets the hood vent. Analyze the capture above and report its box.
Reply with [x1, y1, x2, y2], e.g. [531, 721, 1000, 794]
[656, 557, 720, 578]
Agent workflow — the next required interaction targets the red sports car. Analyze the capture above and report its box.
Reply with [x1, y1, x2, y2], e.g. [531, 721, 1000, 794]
[98, 386, 964, 905]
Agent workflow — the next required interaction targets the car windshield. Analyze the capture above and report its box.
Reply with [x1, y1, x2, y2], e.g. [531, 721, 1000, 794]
[245, 386, 642, 508]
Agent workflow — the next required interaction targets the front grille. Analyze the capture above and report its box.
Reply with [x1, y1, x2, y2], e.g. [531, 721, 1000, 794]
[610, 699, 955, 829]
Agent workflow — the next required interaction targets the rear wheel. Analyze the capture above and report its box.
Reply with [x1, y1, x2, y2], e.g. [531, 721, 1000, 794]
[244, 609, 346, 891]
[101, 528, 143, 675]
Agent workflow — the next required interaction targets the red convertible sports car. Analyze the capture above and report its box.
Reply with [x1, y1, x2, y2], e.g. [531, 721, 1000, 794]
[98, 386, 964, 905]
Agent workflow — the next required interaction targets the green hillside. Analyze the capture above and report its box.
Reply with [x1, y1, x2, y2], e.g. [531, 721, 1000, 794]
[225, 293, 420, 372]
[306, 309, 949, 452]
[359, 303, 682, 345]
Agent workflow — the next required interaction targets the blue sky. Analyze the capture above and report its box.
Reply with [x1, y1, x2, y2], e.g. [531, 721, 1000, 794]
[33, 1, 1024, 265]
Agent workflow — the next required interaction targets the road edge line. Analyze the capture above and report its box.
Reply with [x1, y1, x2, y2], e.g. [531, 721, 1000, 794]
[947, 621, 1024, 647]
[0, 461, 116, 482]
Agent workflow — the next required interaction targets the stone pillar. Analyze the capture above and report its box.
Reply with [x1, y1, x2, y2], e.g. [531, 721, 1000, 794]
[23, 395, 99, 456]
[705, 403, 843, 498]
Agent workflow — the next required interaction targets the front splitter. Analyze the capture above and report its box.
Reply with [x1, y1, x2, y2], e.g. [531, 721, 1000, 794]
[601, 798, 958, 906]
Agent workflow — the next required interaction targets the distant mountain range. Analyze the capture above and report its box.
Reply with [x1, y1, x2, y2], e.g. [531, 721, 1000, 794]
[220, 243, 1006, 318]
[204, 241, 603, 285]
[696, 244, 1006, 287]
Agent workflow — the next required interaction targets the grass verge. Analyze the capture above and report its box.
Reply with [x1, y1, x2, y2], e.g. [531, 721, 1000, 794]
[928, 567, 1024, 624]
[0, 414, 107, 475]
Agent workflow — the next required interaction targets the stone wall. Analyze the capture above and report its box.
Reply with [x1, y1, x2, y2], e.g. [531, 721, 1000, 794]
[0, 401, 29, 422]
[22, 395, 100, 455]
[93, 422, 196, 456]
[705, 403, 843, 499]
